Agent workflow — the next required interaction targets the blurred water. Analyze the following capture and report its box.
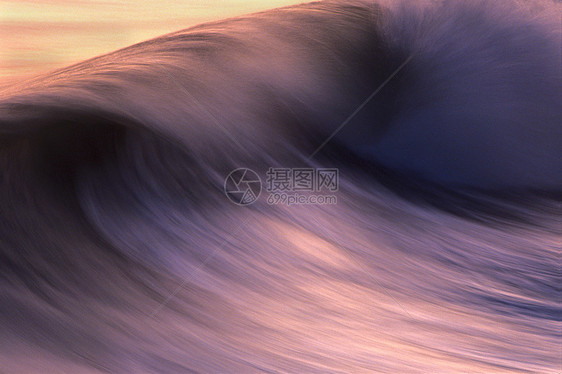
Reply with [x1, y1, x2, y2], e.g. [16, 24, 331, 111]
[0, 1, 560, 372]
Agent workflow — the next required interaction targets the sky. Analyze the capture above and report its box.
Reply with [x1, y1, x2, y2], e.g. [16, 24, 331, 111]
[0, 0, 303, 83]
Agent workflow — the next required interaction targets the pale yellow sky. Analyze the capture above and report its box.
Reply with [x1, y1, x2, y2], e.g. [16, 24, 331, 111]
[0, 0, 303, 82]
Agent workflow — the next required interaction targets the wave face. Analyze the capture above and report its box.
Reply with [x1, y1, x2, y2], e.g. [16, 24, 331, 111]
[0, 0, 560, 372]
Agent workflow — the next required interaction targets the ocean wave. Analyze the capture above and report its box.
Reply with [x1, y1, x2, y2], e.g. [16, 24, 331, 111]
[0, 1, 560, 372]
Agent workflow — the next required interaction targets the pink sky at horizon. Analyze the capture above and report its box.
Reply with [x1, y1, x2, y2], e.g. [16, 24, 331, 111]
[0, 0, 303, 84]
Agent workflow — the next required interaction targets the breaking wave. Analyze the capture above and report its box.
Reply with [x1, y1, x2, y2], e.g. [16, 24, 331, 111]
[0, 0, 560, 372]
